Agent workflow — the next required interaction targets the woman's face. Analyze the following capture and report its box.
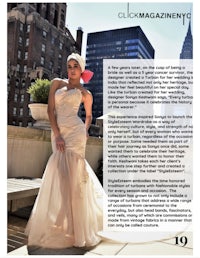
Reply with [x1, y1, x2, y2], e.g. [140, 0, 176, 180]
[67, 59, 82, 80]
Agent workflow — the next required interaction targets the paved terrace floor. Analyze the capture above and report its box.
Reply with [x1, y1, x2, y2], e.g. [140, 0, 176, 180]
[8, 212, 192, 256]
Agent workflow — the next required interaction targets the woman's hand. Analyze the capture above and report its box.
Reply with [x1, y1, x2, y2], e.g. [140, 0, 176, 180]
[55, 135, 65, 152]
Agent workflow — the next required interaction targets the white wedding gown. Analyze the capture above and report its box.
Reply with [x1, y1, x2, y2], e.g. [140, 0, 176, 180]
[25, 85, 188, 249]
[25, 86, 104, 248]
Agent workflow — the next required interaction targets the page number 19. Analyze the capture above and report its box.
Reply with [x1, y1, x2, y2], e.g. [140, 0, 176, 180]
[175, 236, 188, 247]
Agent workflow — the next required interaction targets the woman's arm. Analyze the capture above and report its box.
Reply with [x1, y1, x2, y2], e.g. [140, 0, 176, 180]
[82, 90, 93, 138]
[47, 79, 60, 137]
[47, 78, 65, 152]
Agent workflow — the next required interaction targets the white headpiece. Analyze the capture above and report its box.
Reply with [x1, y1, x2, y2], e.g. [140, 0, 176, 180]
[67, 53, 85, 72]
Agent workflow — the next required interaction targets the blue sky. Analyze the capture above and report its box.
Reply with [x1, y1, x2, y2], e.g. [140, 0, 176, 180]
[66, 1, 192, 59]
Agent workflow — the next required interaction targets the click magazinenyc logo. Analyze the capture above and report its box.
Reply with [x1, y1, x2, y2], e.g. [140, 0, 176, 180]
[118, 3, 191, 25]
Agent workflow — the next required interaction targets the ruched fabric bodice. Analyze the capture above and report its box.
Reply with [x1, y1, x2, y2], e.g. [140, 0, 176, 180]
[51, 87, 86, 157]
[25, 84, 104, 249]
[55, 87, 82, 126]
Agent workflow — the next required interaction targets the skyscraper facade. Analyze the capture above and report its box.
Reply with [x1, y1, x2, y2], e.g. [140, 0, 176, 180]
[84, 26, 155, 123]
[180, 21, 193, 59]
[7, 3, 82, 127]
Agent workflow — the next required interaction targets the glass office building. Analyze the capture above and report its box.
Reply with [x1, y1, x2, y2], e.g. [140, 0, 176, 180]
[84, 26, 155, 123]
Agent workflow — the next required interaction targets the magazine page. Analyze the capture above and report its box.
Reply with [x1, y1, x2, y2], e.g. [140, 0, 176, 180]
[4, 1, 199, 257]
[67, 1, 197, 257]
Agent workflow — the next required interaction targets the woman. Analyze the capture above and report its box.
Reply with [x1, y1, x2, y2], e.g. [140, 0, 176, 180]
[25, 53, 104, 248]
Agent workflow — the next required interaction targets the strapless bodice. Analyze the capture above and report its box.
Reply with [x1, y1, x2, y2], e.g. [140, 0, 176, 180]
[55, 87, 82, 127]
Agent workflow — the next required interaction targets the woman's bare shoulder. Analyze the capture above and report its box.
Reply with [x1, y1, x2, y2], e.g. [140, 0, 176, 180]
[51, 78, 68, 90]
[51, 78, 67, 84]
[85, 89, 93, 98]
[79, 85, 92, 95]
[81, 88, 93, 103]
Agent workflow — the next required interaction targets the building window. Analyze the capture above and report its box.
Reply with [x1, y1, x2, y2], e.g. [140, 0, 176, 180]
[51, 37, 55, 44]
[18, 36, 22, 44]
[24, 65, 27, 73]
[125, 39, 138, 44]
[26, 38, 29, 46]
[16, 79, 19, 87]
[20, 94, 24, 102]
[14, 94, 18, 102]
[22, 80, 26, 88]
[42, 44, 46, 52]
[31, 80, 35, 85]
[18, 50, 21, 59]
[125, 46, 137, 51]
[116, 41, 122, 45]
[41, 57, 45, 65]
[16, 64, 20, 71]
[25, 52, 28, 60]
[59, 42, 63, 50]
[19, 122, 23, 127]
[127, 52, 137, 57]
[61, 13, 65, 21]
[43, 30, 47, 38]
[29, 95, 33, 102]
[20, 108, 23, 116]
[27, 24, 30, 33]
[13, 107, 17, 116]
[20, 23, 23, 32]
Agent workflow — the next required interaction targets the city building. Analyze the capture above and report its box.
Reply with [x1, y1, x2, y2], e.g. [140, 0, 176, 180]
[7, 3, 82, 127]
[161, 19, 193, 120]
[83, 26, 155, 123]
[180, 20, 193, 59]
